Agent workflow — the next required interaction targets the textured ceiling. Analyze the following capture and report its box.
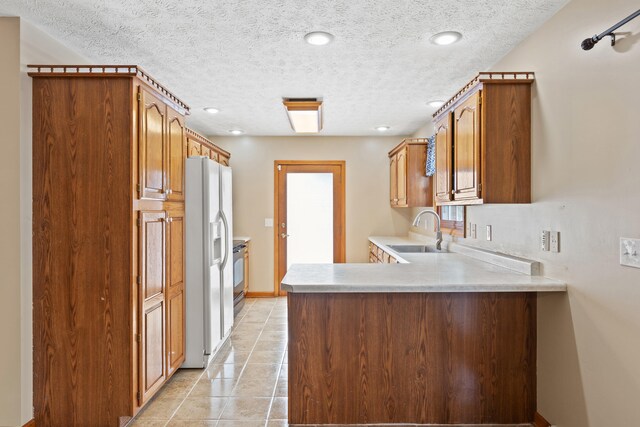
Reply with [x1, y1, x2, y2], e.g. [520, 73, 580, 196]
[2, 0, 566, 136]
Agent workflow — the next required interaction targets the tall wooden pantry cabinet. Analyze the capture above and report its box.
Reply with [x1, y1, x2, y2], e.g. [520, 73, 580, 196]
[30, 65, 189, 427]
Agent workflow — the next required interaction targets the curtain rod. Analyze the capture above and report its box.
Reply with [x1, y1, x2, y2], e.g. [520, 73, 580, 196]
[581, 8, 640, 50]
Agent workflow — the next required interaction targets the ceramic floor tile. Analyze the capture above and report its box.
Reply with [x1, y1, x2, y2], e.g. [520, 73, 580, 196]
[266, 421, 288, 427]
[129, 419, 169, 426]
[253, 340, 287, 352]
[240, 364, 281, 381]
[172, 396, 227, 420]
[231, 376, 278, 397]
[268, 397, 287, 420]
[190, 378, 238, 397]
[274, 378, 287, 397]
[247, 351, 285, 364]
[219, 397, 272, 420]
[213, 350, 251, 365]
[217, 421, 266, 427]
[166, 420, 217, 426]
[258, 331, 287, 341]
[205, 363, 246, 380]
[137, 397, 183, 420]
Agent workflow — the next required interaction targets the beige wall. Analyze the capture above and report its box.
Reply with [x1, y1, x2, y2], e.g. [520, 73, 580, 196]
[412, 0, 640, 425]
[0, 17, 89, 426]
[0, 17, 23, 427]
[213, 136, 413, 293]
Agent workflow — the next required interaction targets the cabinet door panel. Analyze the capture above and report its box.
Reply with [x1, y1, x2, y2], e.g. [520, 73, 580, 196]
[168, 292, 184, 373]
[167, 212, 185, 374]
[453, 92, 481, 200]
[396, 149, 407, 206]
[142, 300, 165, 399]
[435, 115, 453, 203]
[139, 211, 167, 404]
[187, 140, 201, 157]
[389, 155, 397, 205]
[167, 110, 186, 201]
[139, 88, 167, 200]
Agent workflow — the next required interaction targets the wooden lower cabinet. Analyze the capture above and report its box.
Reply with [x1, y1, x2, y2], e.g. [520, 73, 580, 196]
[167, 209, 186, 375]
[288, 292, 536, 425]
[369, 242, 398, 264]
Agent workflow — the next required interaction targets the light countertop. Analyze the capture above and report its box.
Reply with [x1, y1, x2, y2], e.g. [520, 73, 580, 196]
[281, 235, 566, 293]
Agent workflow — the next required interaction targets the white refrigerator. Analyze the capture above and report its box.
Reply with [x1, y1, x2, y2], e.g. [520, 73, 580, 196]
[183, 157, 234, 368]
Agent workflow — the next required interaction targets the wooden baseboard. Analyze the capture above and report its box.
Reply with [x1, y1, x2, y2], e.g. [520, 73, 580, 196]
[22, 419, 35, 427]
[534, 411, 551, 427]
[245, 291, 277, 298]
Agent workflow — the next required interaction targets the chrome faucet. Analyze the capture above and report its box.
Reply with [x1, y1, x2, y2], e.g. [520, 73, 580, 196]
[412, 210, 443, 250]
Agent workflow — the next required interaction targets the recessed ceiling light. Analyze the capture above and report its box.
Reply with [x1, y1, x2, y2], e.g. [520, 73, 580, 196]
[228, 129, 244, 135]
[430, 31, 462, 46]
[376, 126, 391, 132]
[204, 107, 220, 114]
[304, 31, 334, 46]
[427, 100, 445, 108]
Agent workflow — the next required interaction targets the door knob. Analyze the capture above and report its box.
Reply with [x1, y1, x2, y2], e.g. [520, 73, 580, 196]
[280, 233, 290, 239]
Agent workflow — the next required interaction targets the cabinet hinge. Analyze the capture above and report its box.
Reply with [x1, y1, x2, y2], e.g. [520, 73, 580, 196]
[277, 164, 282, 171]
[136, 183, 141, 194]
[136, 391, 141, 401]
[136, 218, 141, 226]
[136, 275, 141, 285]
[135, 334, 141, 343]
[478, 183, 482, 193]
[137, 92, 142, 102]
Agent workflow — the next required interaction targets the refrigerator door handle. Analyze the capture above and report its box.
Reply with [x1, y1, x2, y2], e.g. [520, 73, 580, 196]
[220, 210, 230, 269]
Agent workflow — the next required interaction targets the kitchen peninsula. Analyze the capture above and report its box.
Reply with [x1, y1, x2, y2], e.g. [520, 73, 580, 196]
[282, 237, 565, 426]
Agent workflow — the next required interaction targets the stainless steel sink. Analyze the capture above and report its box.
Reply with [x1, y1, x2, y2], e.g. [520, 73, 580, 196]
[387, 244, 446, 253]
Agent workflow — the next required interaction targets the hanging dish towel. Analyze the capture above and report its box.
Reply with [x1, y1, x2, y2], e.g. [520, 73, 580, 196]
[425, 135, 436, 176]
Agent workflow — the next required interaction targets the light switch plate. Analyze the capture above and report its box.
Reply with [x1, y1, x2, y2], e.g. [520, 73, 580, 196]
[471, 224, 477, 239]
[486, 225, 492, 241]
[264, 218, 274, 228]
[620, 238, 640, 269]
[466, 222, 471, 237]
[550, 231, 560, 253]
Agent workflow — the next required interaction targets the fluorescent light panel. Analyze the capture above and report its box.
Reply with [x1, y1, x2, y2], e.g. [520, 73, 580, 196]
[283, 100, 323, 133]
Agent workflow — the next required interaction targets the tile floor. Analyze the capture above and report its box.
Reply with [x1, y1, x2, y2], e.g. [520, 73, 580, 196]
[132, 297, 289, 427]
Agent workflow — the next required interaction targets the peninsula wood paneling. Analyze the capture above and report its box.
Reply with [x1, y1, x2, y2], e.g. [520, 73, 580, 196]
[288, 292, 536, 425]
[32, 77, 133, 426]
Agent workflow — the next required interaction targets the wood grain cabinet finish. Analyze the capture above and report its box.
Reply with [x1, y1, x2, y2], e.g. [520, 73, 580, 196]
[288, 292, 536, 425]
[433, 72, 534, 205]
[167, 209, 186, 375]
[388, 139, 433, 207]
[186, 127, 231, 166]
[30, 65, 193, 426]
[434, 114, 453, 203]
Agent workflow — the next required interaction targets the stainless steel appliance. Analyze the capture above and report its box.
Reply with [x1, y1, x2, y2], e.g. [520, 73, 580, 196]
[232, 240, 247, 315]
[183, 157, 233, 368]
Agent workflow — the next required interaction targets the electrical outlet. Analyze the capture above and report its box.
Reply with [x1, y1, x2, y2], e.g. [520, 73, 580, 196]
[264, 218, 274, 227]
[620, 237, 640, 269]
[550, 231, 560, 252]
[486, 225, 492, 241]
[541, 231, 550, 252]
[471, 224, 477, 239]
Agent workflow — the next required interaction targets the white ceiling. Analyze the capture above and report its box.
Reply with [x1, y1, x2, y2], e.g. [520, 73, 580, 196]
[2, 0, 566, 136]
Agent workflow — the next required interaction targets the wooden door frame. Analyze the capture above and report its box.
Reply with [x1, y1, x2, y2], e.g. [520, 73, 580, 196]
[274, 160, 346, 296]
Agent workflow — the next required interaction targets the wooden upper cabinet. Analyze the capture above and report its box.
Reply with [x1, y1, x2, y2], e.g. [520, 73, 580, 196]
[453, 91, 481, 201]
[200, 146, 211, 158]
[396, 147, 407, 206]
[434, 114, 453, 203]
[389, 155, 398, 205]
[219, 155, 230, 166]
[388, 139, 433, 207]
[139, 87, 168, 200]
[139, 210, 167, 404]
[166, 209, 185, 375]
[167, 109, 186, 201]
[433, 72, 534, 205]
[187, 139, 201, 157]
